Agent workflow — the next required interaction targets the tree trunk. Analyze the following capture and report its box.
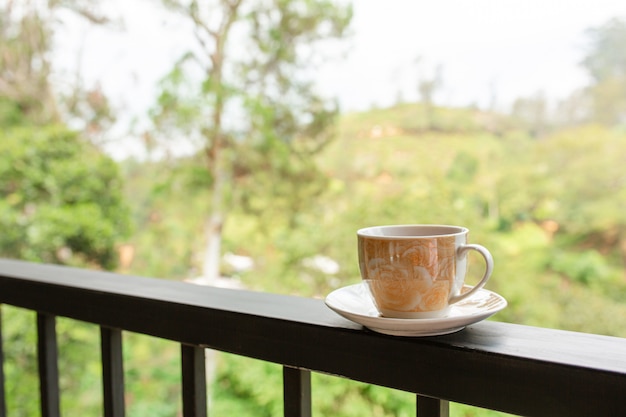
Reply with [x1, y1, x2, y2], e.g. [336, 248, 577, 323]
[197, 0, 241, 285]
[202, 212, 223, 284]
[202, 157, 228, 284]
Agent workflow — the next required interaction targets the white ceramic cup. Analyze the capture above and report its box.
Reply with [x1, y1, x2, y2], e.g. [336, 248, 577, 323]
[357, 225, 493, 318]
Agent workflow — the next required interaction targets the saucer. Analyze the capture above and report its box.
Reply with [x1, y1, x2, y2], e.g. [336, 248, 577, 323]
[325, 283, 507, 337]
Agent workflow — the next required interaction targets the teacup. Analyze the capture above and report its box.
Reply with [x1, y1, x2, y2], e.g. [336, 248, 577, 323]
[357, 225, 493, 319]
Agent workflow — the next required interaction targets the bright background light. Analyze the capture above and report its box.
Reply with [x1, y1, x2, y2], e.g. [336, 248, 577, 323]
[53, 0, 626, 158]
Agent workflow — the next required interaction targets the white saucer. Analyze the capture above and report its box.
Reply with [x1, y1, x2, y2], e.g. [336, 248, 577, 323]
[325, 283, 507, 337]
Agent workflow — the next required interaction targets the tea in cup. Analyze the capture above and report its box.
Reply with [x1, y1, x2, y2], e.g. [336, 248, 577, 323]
[357, 225, 493, 319]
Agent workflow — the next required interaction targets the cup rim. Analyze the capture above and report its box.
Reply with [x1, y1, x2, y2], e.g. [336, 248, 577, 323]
[357, 224, 468, 239]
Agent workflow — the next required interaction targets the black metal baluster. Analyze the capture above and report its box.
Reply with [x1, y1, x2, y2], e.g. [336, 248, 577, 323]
[101, 327, 125, 417]
[0, 307, 6, 417]
[416, 394, 449, 417]
[181, 344, 207, 417]
[37, 313, 60, 417]
[283, 366, 311, 417]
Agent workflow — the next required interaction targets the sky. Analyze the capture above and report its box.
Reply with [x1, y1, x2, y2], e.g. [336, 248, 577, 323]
[53, 0, 626, 158]
[321, 0, 626, 110]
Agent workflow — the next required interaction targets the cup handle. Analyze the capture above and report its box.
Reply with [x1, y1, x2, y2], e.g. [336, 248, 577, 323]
[448, 244, 494, 304]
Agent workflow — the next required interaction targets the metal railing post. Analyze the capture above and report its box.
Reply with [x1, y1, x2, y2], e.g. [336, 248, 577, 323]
[283, 366, 311, 417]
[37, 313, 60, 417]
[181, 344, 208, 417]
[101, 327, 126, 417]
[417, 394, 449, 417]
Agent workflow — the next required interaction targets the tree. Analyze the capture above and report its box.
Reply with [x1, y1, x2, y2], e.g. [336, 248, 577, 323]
[580, 18, 626, 125]
[415, 57, 443, 130]
[0, 0, 59, 124]
[0, 0, 129, 269]
[0, 126, 131, 269]
[149, 0, 352, 283]
[0, 0, 115, 138]
[510, 91, 550, 137]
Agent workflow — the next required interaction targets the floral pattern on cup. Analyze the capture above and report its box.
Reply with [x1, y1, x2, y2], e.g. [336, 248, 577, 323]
[360, 235, 458, 314]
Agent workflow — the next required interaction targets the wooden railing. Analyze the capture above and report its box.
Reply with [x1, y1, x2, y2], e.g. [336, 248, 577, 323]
[0, 258, 625, 417]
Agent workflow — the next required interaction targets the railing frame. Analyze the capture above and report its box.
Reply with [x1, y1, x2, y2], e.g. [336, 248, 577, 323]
[0, 259, 625, 417]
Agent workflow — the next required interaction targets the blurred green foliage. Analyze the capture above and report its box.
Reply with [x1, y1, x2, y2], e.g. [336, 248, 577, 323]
[0, 126, 130, 268]
[582, 18, 626, 124]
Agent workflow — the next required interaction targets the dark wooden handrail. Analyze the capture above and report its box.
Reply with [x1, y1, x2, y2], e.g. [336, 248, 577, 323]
[0, 259, 625, 417]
